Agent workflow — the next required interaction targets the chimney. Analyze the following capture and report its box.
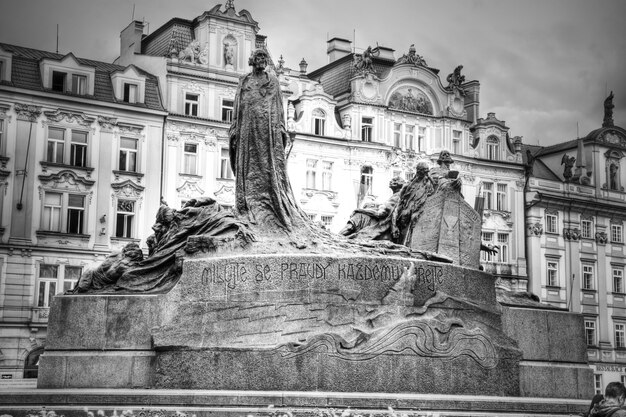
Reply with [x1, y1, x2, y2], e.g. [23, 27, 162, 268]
[120, 21, 145, 58]
[327, 37, 352, 63]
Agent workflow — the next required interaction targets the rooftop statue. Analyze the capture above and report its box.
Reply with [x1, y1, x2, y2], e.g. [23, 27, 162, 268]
[446, 65, 466, 96]
[396, 44, 428, 67]
[353, 45, 378, 75]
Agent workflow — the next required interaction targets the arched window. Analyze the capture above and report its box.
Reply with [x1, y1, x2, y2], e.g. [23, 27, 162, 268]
[312, 108, 326, 136]
[486, 136, 500, 161]
[23, 347, 44, 378]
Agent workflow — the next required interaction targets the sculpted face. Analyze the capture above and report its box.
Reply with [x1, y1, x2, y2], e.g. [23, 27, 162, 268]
[251, 50, 268, 71]
[438, 150, 453, 165]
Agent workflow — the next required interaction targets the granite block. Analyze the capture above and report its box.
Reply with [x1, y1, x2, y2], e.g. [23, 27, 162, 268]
[104, 296, 158, 349]
[546, 310, 587, 363]
[36, 355, 66, 388]
[45, 296, 107, 349]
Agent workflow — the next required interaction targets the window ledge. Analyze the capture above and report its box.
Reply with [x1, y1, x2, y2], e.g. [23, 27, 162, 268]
[179, 173, 202, 179]
[36, 230, 90, 240]
[216, 177, 235, 182]
[545, 285, 562, 290]
[613, 292, 626, 297]
[611, 241, 625, 246]
[40, 161, 95, 173]
[582, 288, 597, 294]
[113, 170, 144, 178]
[110, 236, 140, 244]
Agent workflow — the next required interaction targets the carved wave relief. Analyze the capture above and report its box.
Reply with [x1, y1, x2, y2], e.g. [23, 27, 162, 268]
[272, 318, 498, 369]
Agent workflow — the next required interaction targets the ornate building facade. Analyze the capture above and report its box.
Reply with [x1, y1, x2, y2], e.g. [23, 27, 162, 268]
[525, 93, 626, 393]
[0, 44, 166, 380]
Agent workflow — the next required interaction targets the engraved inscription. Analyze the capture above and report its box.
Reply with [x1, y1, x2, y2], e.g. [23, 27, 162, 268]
[415, 264, 444, 292]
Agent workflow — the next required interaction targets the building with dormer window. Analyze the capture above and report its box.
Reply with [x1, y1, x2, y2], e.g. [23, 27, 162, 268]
[0, 43, 166, 380]
[524, 93, 626, 393]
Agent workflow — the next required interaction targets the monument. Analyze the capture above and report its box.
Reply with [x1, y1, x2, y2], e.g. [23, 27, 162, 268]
[3, 49, 593, 417]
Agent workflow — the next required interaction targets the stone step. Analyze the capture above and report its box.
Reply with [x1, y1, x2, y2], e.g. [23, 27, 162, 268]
[0, 388, 589, 416]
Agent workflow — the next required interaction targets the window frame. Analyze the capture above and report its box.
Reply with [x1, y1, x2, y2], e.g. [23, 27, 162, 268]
[119, 137, 138, 173]
[481, 231, 495, 262]
[36, 264, 82, 307]
[183, 142, 198, 175]
[585, 320, 596, 346]
[452, 129, 462, 154]
[219, 148, 233, 179]
[115, 198, 136, 239]
[417, 126, 426, 152]
[393, 123, 402, 148]
[45, 126, 90, 167]
[123, 83, 138, 104]
[71, 74, 87, 95]
[51, 71, 67, 92]
[483, 182, 493, 210]
[547, 260, 559, 287]
[361, 117, 373, 142]
[486, 136, 500, 161]
[184, 93, 199, 117]
[497, 232, 509, 263]
[312, 108, 326, 136]
[496, 184, 507, 211]
[306, 159, 318, 189]
[582, 263, 595, 291]
[546, 212, 558, 234]
[612, 224, 624, 243]
[221, 99, 234, 123]
[360, 166, 373, 196]
[614, 268, 625, 294]
[41, 191, 88, 235]
[581, 219, 593, 239]
[321, 161, 333, 191]
[615, 323, 625, 348]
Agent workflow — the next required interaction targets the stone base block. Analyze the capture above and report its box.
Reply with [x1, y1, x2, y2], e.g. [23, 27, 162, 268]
[37, 351, 154, 388]
[154, 346, 521, 396]
[519, 361, 594, 399]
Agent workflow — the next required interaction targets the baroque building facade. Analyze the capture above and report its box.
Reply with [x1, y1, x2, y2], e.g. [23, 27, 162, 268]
[0, 44, 166, 380]
[525, 94, 626, 393]
[0, 0, 529, 380]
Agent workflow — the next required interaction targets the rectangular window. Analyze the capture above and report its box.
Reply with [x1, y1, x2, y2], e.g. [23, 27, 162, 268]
[119, 137, 138, 172]
[37, 264, 58, 307]
[360, 166, 373, 196]
[51, 71, 66, 92]
[71, 74, 86, 95]
[66, 194, 85, 234]
[306, 213, 316, 221]
[116, 199, 135, 238]
[313, 110, 326, 136]
[221, 99, 234, 122]
[612, 224, 624, 243]
[497, 233, 509, 263]
[220, 148, 233, 179]
[321, 215, 333, 227]
[69, 131, 88, 167]
[361, 117, 373, 142]
[483, 182, 493, 210]
[487, 141, 499, 161]
[615, 268, 624, 293]
[405, 171, 413, 182]
[47, 127, 65, 164]
[547, 261, 558, 287]
[405, 125, 415, 150]
[582, 264, 595, 290]
[393, 123, 402, 148]
[496, 184, 507, 211]
[306, 159, 317, 189]
[42, 192, 62, 232]
[481, 232, 494, 262]
[123, 83, 138, 103]
[452, 130, 462, 154]
[616, 323, 625, 348]
[546, 213, 558, 234]
[418, 127, 426, 152]
[321, 161, 333, 191]
[595, 374, 603, 395]
[184, 93, 199, 116]
[581, 219, 593, 239]
[585, 320, 596, 346]
[64, 266, 82, 293]
[183, 143, 198, 175]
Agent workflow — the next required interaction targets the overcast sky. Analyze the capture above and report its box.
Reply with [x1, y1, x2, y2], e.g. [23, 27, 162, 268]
[1, 0, 625, 146]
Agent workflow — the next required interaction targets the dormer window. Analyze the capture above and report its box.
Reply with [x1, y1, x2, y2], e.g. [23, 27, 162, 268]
[312, 109, 326, 136]
[486, 136, 500, 161]
[52, 71, 67, 92]
[124, 83, 138, 103]
[71, 74, 86, 95]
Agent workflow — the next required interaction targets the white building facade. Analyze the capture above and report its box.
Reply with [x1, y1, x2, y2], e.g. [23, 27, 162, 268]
[0, 43, 166, 380]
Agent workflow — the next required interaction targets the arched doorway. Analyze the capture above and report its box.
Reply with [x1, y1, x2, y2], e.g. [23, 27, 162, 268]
[23, 347, 44, 378]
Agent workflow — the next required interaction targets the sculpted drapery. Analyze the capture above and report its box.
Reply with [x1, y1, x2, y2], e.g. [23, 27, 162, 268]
[229, 49, 305, 232]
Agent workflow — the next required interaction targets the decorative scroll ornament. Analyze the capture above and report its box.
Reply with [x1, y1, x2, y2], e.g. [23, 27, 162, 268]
[111, 179, 145, 198]
[176, 180, 205, 199]
[15, 103, 42, 122]
[527, 222, 543, 236]
[44, 109, 95, 128]
[38, 170, 95, 190]
[563, 227, 580, 241]
[98, 116, 117, 131]
[388, 88, 433, 115]
[396, 44, 427, 67]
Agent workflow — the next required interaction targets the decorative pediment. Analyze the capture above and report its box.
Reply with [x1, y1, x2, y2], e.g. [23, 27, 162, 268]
[38, 170, 95, 189]
[388, 86, 433, 115]
[43, 109, 95, 128]
[599, 130, 626, 149]
[604, 149, 625, 160]
[111, 179, 144, 198]
[15, 103, 41, 122]
[214, 183, 235, 206]
[98, 116, 117, 131]
[176, 180, 205, 199]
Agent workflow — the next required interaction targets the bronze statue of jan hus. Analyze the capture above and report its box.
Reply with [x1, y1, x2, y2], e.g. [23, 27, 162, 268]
[228, 48, 307, 233]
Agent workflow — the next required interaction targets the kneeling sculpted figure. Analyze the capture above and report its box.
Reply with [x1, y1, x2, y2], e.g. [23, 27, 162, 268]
[340, 176, 405, 237]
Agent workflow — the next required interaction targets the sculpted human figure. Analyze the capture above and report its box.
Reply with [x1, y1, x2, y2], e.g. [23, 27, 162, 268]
[340, 176, 405, 237]
[430, 150, 462, 193]
[69, 243, 144, 294]
[391, 161, 434, 245]
[229, 49, 305, 232]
